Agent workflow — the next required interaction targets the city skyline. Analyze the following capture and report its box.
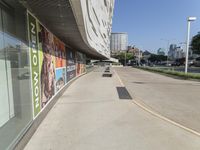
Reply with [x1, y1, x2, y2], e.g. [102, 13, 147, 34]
[112, 0, 200, 53]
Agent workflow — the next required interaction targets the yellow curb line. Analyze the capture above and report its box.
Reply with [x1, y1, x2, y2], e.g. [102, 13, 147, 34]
[113, 70, 125, 86]
[132, 98, 200, 137]
[114, 68, 200, 137]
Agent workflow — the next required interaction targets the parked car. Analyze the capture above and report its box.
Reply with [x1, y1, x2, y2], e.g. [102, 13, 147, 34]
[171, 61, 181, 66]
[171, 58, 185, 67]
[189, 59, 195, 66]
[193, 57, 200, 67]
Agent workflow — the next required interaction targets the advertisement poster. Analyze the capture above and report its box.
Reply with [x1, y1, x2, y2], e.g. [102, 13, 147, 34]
[54, 36, 67, 91]
[54, 37, 66, 68]
[55, 68, 66, 92]
[39, 24, 56, 108]
[28, 13, 41, 117]
[80, 64, 86, 74]
[66, 49, 76, 82]
[76, 63, 81, 76]
[76, 52, 86, 76]
[28, 12, 68, 117]
[76, 52, 82, 76]
[28, 12, 86, 117]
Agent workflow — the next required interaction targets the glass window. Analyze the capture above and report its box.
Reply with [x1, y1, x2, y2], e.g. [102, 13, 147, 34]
[0, 2, 32, 150]
[0, 3, 10, 132]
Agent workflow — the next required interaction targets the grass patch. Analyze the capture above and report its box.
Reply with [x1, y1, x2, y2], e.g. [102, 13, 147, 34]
[135, 66, 200, 80]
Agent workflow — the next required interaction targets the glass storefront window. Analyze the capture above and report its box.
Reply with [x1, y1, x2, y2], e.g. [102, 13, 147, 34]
[0, 2, 32, 149]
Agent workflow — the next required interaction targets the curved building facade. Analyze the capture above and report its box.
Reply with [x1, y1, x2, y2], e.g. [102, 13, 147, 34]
[70, 0, 115, 58]
[0, 0, 115, 149]
[25, 0, 115, 59]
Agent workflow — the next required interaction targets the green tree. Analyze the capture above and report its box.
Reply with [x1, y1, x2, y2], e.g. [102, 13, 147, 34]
[114, 52, 134, 60]
[113, 52, 134, 65]
[148, 54, 167, 62]
[191, 32, 200, 54]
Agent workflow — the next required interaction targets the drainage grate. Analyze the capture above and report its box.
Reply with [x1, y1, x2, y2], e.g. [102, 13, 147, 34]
[116, 87, 132, 100]
[102, 73, 112, 77]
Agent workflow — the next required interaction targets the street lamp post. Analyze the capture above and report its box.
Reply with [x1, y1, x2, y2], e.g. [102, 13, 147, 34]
[138, 48, 141, 66]
[185, 17, 197, 74]
[137, 46, 143, 66]
[124, 51, 127, 66]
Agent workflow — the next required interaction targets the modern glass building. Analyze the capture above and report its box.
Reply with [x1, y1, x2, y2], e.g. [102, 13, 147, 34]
[0, 0, 115, 149]
[110, 32, 128, 53]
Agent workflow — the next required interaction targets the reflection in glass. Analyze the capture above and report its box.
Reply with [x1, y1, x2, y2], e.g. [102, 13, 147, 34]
[0, 2, 32, 150]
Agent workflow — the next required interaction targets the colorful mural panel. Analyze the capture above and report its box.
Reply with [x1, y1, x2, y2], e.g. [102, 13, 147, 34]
[76, 52, 86, 76]
[55, 68, 66, 92]
[66, 49, 76, 82]
[54, 37, 66, 68]
[28, 12, 86, 117]
[39, 25, 56, 108]
[28, 13, 41, 117]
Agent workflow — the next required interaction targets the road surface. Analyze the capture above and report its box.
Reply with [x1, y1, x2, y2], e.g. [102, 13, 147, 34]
[115, 67, 200, 133]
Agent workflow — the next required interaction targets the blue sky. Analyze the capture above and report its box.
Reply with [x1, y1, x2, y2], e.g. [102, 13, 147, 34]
[112, 0, 200, 53]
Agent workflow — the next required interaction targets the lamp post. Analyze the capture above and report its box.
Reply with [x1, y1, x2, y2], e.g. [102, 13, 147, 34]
[185, 17, 197, 74]
[124, 51, 127, 66]
[138, 48, 141, 66]
[137, 46, 142, 66]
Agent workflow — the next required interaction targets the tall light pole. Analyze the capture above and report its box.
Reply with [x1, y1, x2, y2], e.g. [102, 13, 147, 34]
[185, 17, 197, 74]
[124, 51, 127, 66]
[138, 46, 143, 66]
[138, 48, 140, 66]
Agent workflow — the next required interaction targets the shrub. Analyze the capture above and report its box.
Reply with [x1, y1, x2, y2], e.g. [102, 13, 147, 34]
[136, 66, 200, 80]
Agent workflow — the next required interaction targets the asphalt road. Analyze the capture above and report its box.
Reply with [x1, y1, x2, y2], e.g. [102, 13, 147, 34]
[115, 67, 200, 133]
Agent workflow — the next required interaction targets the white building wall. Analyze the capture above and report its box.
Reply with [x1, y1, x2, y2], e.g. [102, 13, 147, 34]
[70, 0, 115, 58]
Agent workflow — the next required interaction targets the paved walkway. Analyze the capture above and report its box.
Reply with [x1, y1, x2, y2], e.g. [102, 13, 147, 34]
[25, 67, 200, 150]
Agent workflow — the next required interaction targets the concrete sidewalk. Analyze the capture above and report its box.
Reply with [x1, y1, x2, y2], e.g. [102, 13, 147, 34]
[25, 67, 200, 150]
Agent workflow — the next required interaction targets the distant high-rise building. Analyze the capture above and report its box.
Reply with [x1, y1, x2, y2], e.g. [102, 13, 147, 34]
[168, 44, 177, 60]
[110, 33, 128, 53]
[168, 44, 185, 60]
[174, 46, 185, 59]
[169, 44, 177, 51]
[157, 48, 165, 56]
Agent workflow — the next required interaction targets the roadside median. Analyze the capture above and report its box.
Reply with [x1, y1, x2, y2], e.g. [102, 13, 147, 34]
[134, 66, 200, 80]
